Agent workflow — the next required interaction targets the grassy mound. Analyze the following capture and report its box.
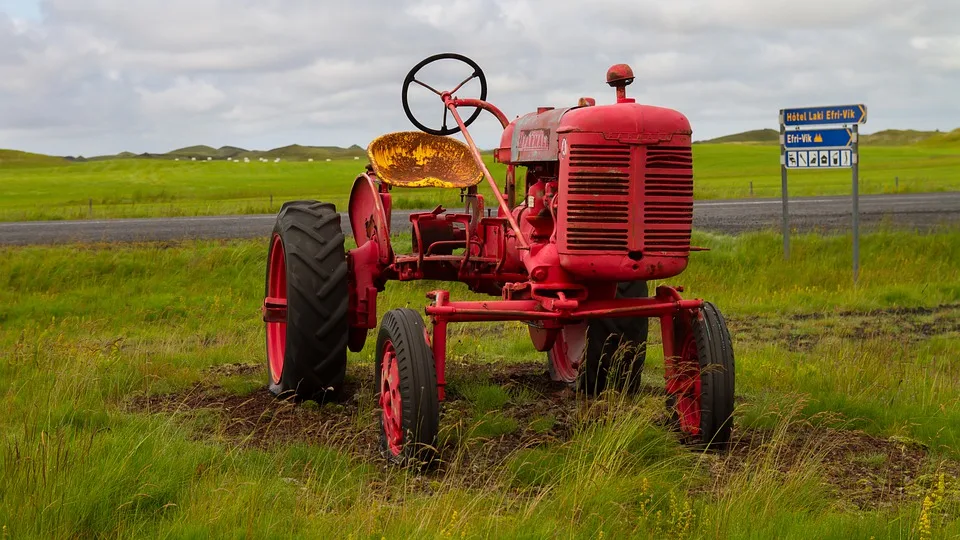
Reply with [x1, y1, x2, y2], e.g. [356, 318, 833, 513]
[698, 129, 779, 144]
[0, 149, 70, 168]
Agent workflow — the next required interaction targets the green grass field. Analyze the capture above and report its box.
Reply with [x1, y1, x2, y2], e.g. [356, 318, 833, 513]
[1, 227, 958, 538]
[1, 142, 959, 222]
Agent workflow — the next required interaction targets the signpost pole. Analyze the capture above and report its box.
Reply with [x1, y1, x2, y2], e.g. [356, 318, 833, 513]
[852, 124, 860, 285]
[779, 110, 789, 260]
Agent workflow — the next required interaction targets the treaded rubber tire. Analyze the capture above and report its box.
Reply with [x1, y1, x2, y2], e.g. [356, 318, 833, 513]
[577, 280, 650, 395]
[668, 301, 735, 448]
[265, 200, 349, 402]
[375, 308, 440, 467]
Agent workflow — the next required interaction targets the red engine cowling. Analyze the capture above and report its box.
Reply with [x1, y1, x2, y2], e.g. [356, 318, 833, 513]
[557, 102, 693, 281]
[499, 100, 694, 282]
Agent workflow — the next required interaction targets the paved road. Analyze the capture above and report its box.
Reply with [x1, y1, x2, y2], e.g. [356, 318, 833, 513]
[1, 192, 957, 246]
[692, 192, 960, 234]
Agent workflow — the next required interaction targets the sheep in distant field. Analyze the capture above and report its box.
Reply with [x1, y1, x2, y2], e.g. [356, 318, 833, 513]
[275, 158, 281, 163]
[244, 157, 250, 163]
[191, 157, 196, 161]
[354, 156, 359, 160]
[325, 158, 332, 162]
[175, 158, 179, 161]
[308, 158, 313, 162]
[207, 157, 212, 161]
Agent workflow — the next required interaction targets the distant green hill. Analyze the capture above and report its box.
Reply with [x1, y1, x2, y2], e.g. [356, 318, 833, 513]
[7, 127, 957, 169]
[167, 145, 225, 159]
[860, 130, 940, 146]
[216, 146, 248, 158]
[700, 128, 959, 147]
[82, 150, 146, 162]
[697, 129, 779, 144]
[162, 144, 366, 161]
[919, 128, 960, 148]
[52, 144, 369, 163]
[241, 144, 367, 161]
[0, 149, 69, 168]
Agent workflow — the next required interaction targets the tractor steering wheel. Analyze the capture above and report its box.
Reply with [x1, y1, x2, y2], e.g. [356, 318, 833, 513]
[401, 53, 487, 136]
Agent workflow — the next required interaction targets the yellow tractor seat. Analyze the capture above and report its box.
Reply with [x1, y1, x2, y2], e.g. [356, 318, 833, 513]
[366, 131, 483, 188]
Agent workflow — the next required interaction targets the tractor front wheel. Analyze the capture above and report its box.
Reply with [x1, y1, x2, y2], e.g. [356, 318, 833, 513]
[666, 302, 735, 448]
[375, 308, 439, 467]
[548, 281, 649, 395]
[264, 200, 349, 402]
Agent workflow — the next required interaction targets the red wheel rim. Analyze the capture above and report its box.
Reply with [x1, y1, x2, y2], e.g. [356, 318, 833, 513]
[379, 340, 403, 456]
[551, 322, 586, 383]
[667, 329, 702, 436]
[266, 234, 287, 384]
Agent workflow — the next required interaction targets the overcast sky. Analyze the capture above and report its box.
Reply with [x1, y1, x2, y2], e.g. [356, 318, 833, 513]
[1, 0, 958, 156]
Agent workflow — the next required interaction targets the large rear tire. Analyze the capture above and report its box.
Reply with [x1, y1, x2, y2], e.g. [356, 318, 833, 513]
[666, 301, 735, 449]
[264, 200, 349, 402]
[375, 308, 440, 467]
[548, 281, 649, 394]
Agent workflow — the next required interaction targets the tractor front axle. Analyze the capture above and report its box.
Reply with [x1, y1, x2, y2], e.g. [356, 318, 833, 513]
[423, 285, 701, 401]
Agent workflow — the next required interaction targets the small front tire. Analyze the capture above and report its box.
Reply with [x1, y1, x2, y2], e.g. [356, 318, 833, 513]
[666, 301, 735, 449]
[375, 308, 439, 467]
[547, 281, 649, 395]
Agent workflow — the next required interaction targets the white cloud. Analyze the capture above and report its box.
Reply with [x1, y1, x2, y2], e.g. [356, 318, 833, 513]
[911, 35, 960, 71]
[137, 77, 226, 115]
[0, 0, 957, 155]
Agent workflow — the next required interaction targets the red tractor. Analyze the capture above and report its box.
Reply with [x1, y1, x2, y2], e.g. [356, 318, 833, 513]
[262, 53, 735, 465]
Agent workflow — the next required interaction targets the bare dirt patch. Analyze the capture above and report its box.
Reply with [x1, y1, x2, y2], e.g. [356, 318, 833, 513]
[128, 361, 581, 482]
[203, 361, 263, 377]
[727, 303, 960, 351]
[707, 425, 960, 510]
[130, 360, 956, 507]
[432, 362, 580, 484]
[131, 377, 379, 453]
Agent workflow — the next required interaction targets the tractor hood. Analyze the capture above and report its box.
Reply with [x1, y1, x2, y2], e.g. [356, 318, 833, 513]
[502, 102, 692, 163]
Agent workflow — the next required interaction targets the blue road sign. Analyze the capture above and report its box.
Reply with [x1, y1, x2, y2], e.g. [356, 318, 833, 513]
[785, 149, 852, 169]
[784, 128, 853, 149]
[781, 104, 867, 126]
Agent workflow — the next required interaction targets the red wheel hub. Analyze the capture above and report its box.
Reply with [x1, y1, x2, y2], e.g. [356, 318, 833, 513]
[551, 322, 586, 383]
[379, 340, 403, 456]
[265, 234, 289, 384]
[667, 327, 701, 436]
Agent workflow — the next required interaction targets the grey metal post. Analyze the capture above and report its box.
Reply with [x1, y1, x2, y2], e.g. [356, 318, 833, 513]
[779, 111, 789, 260]
[852, 124, 860, 285]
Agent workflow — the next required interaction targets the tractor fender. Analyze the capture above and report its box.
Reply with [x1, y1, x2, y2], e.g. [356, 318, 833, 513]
[349, 173, 393, 265]
[347, 173, 394, 353]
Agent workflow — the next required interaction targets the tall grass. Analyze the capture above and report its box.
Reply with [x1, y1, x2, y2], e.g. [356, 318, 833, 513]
[672, 226, 960, 313]
[0, 228, 958, 537]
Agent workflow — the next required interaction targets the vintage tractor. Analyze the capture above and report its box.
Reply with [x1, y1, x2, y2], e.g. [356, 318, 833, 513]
[262, 53, 735, 465]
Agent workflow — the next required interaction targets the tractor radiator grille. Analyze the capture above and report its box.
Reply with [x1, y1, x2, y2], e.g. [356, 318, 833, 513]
[643, 146, 693, 254]
[564, 144, 631, 251]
